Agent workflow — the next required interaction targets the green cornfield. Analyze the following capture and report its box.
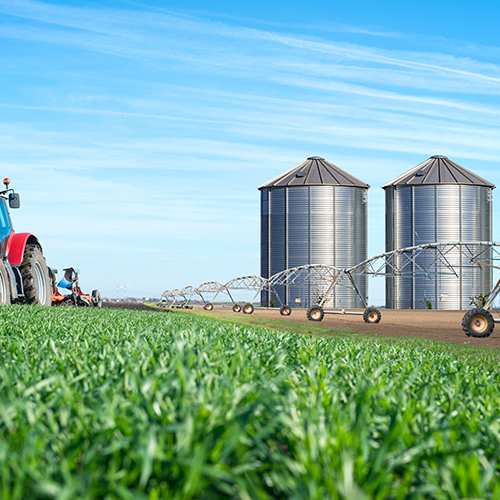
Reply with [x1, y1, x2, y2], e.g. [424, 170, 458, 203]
[1, 305, 500, 499]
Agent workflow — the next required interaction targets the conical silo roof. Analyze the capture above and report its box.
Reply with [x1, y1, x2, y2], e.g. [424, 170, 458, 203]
[382, 155, 495, 189]
[258, 156, 369, 190]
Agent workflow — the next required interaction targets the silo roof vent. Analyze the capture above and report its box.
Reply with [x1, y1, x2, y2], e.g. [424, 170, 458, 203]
[382, 156, 495, 188]
[259, 157, 369, 189]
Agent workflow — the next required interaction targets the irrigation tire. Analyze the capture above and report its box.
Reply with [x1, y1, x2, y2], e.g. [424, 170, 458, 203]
[92, 290, 102, 308]
[243, 303, 254, 315]
[363, 307, 382, 324]
[307, 306, 324, 322]
[204, 302, 214, 311]
[280, 305, 292, 316]
[19, 244, 51, 305]
[0, 259, 11, 304]
[462, 308, 494, 338]
[232, 304, 241, 313]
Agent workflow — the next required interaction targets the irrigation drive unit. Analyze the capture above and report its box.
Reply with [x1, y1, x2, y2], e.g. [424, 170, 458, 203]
[384, 155, 494, 310]
[259, 156, 369, 308]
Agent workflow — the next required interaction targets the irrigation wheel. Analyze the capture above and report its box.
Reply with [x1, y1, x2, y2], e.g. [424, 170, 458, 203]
[280, 305, 292, 316]
[204, 302, 214, 311]
[306, 306, 324, 322]
[462, 308, 494, 338]
[243, 303, 254, 315]
[363, 307, 382, 324]
[232, 304, 242, 313]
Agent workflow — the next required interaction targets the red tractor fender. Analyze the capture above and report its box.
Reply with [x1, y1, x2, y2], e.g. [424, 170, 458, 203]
[4, 232, 42, 266]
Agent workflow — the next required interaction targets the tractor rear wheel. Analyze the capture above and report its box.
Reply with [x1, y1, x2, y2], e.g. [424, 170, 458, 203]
[462, 308, 494, 338]
[0, 259, 11, 304]
[20, 244, 51, 305]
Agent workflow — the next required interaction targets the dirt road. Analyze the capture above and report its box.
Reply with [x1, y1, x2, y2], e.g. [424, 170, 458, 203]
[191, 306, 500, 349]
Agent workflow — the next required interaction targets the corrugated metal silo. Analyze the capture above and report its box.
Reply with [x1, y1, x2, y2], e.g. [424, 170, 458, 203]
[259, 156, 369, 308]
[384, 155, 495, 309]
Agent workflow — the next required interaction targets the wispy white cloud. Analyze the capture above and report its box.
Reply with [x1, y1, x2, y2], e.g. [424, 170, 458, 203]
[2, 0, 500, 93]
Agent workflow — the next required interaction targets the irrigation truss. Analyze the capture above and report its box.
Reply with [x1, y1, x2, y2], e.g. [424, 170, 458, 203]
[161, 241, 500, 333]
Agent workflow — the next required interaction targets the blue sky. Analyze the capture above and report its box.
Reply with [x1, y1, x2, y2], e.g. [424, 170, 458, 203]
[1, 0, 499, 301]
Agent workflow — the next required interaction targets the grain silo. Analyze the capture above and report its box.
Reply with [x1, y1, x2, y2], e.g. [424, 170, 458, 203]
[259, 156, 369, 308]
[384, 155, 495, 309]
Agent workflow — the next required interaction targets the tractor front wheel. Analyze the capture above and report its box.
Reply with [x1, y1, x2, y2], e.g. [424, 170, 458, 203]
[20, 244, 51, 305]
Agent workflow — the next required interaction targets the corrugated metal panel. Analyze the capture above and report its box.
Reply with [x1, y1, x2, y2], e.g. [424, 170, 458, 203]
[385, 189, 394, 308]
[260, 176, 368, 308]
[433, 186, 461, 309]
[393, 187, 413, 309]
[260, 190, 269, 306]
[269, 189, 286, 305]
[413, 185, 436, 244]
[394, 187, 413, 250]
[310, 186, 335, 308]
[310, 186, 334, 266]
[385, 183, 493, 310]
[287, 188, 310, 268]
[353, 188, 368, 307]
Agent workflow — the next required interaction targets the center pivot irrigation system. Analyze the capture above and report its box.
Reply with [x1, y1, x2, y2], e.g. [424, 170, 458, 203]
[161, 241, 500, 338]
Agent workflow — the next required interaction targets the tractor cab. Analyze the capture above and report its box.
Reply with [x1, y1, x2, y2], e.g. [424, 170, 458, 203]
[0, 178, 19, 243]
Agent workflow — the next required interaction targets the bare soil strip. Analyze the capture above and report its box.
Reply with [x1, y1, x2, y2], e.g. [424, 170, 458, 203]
[185, 306, 500, 349]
